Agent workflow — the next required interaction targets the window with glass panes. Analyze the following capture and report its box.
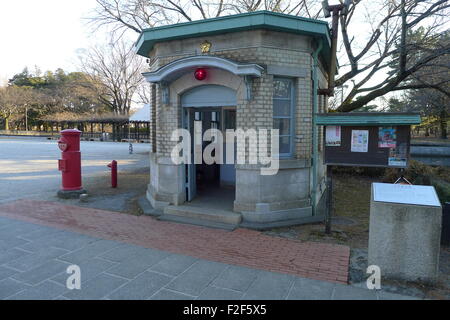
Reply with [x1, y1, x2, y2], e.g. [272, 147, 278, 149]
[273, 78, 294, 157]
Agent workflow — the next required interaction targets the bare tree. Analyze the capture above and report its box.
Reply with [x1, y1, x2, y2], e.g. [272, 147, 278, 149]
[88, 0, 450, 112]
[0, 86, 34, 130]
[87, 0, 322, 37]
[79, 40, 145, 115]
[88, 0, 228, 38]
[335, 0, 450, 112]
[394, 30, 450, 139]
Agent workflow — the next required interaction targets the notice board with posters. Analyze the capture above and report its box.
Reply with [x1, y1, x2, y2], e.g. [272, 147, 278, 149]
[316, 113, 421, 168]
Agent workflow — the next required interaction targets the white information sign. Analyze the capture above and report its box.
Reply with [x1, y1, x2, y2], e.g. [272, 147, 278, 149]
[351, 130, 369, 152]
[373, 183, 441, 207]
[326, 126, 341, 146]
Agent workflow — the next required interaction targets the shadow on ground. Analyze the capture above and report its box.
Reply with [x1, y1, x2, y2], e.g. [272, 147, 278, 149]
[52, 166, 149, 216]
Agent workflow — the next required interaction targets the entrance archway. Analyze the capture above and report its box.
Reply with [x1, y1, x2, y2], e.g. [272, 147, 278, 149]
[181, 85, 237, 206]
[181, 84, 237, 107]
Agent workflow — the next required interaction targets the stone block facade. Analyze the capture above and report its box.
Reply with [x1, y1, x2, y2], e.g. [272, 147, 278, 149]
[143, 28, 329, 226]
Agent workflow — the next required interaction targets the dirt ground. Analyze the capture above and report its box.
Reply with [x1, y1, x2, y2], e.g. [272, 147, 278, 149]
[264, 174, 374, 248]
[52, 157, 149, 215]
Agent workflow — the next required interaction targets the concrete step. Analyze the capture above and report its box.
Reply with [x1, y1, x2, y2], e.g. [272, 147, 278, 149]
[240, 215, 324, 230]
[137, 196, 163, 216]
[162, 205, 242, 226]
[158, 214, 238, 231]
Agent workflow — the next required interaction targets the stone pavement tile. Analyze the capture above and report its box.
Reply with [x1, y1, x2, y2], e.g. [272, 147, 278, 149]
[19, 232, 98, 252]
[0, 237, 30, 251]
[12, 259, 71, 285]
[197, 286, 243, 300]
[63, 273, 128, 300]
[0, 222, 21, 233]
[99, 244, 152, 262]
[18, 226, 64, 241]
[106, 249, 170, 279]
[0, 266, 19, 281]
[166, 260, 228, 297]
[0, 216, 17, 227]
[377, 291, 420, 300]
[16, 233, 65, 252]
[6, 280, 67, 300]
[0, 222, 43, 239]
[39, 232, 99, 252]
[332, 284, 378, 300]
[108, 271, 172, 300]
[6, 247, 68, 272]
[58, 240, 122, 264]
[211, 265, 258, 292]
[0, 248, 31, 264]
[0, 278, 30, 299]
[150, 254, 198, 276]
[242, 271, 295, 300]
[0, 200, 350, 284]
[51, 257, 116, 286]
[286, 277, 336, 300]
[150, 289, 196, 300]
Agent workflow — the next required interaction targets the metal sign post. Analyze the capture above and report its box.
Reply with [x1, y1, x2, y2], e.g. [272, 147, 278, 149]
[325, 165, 333, 234]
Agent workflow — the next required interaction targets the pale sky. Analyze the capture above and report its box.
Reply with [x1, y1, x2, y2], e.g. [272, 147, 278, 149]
[0, 0, 100, 84]
[0, 1, 446, 107]
[0, 1, 373, 87]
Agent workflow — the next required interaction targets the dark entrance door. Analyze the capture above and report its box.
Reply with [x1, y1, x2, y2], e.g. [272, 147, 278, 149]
[184, 108, 237, 201]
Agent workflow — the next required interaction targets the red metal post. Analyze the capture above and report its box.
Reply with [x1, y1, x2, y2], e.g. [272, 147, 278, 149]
[58, 129, 83, 191]
[107, 160, 118, 188]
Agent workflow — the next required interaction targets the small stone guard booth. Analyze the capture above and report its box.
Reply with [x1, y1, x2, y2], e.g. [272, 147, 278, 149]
[135, 11, 332, 229]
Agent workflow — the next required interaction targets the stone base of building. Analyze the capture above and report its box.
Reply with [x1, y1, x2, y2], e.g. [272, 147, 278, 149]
[147, 153, 185, 209]
[239, 189, 327, 230]
[138, 196, 163, 216]
[141, 191, 326, 230]
[240, 213, 324, 230]
[141, 189, 327, 231]
[144, 153, 328, 229]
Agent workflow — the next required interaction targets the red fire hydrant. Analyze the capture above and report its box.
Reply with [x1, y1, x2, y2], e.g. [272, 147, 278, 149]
[57, 129, 86, 198]
[107, 160, 118, 188]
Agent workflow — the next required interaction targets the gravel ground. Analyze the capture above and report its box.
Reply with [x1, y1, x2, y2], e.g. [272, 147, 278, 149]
[0, 136, 150, 210]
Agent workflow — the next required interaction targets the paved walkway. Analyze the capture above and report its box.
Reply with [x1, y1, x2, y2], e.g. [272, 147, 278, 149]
[0, 137, 149, 204]
[0, 200, 349, 284]
[0, 216, 417, 300]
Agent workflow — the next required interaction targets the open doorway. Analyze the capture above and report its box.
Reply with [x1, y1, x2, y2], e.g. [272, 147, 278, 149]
[183, 107, 236, 211]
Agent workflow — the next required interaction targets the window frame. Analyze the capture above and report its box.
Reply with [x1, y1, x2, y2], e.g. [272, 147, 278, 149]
[273, 77, 295, 158]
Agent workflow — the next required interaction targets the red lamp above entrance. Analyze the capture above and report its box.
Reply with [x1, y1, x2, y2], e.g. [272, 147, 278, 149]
[194, 68, 207, 80]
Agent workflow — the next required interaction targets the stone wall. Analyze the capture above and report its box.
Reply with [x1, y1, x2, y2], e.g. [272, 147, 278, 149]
[145, 29, 329, 221]
[147, 30, 324, 164]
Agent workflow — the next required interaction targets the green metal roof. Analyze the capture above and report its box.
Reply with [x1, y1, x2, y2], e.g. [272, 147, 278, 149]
[315, 113, 421, 126]
[135, 11, 331, 61]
